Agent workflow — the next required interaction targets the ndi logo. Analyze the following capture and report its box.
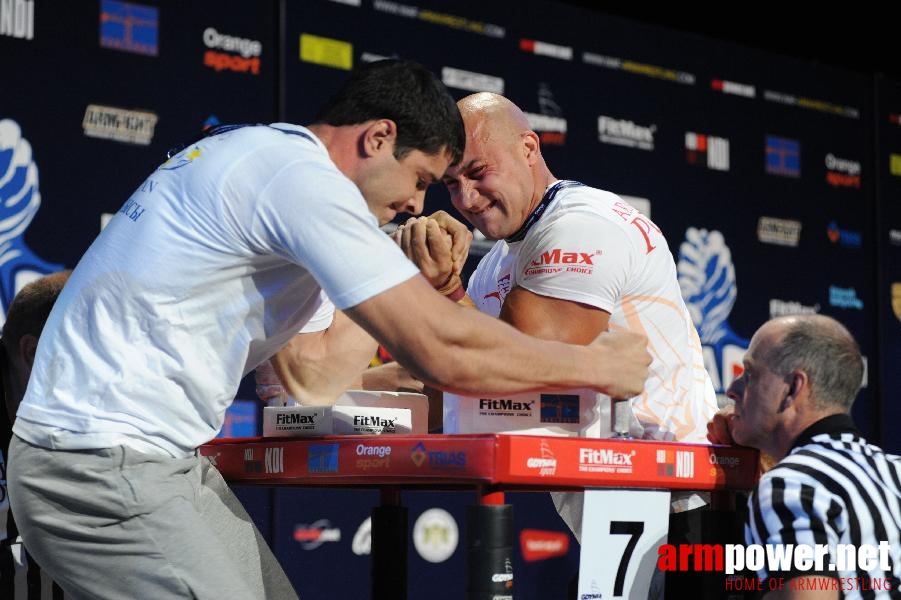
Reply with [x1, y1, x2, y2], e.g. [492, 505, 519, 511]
[0, 0, 34, 40]
[685, 132, 729, 171]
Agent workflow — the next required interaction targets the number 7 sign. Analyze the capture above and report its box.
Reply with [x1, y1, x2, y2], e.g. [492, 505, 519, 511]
[578, 490, 671, 599]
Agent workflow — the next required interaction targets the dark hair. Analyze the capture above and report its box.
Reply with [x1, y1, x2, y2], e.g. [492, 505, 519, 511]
[767, 315, 863, 411]
[1, 270, 71, 353]
[315, 59, 464, 164]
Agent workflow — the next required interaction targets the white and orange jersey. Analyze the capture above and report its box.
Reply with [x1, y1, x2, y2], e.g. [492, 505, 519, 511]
[466, 181, 717, 444]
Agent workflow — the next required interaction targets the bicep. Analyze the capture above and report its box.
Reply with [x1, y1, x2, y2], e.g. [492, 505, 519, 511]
[499, 286, 610, 344]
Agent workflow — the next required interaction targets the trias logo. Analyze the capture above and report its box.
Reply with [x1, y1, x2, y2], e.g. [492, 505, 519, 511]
[598, 115, 655, 151]
[411, 442, 466, 469]
[578, 448, 636, 474]
[524, 248, 600, 278]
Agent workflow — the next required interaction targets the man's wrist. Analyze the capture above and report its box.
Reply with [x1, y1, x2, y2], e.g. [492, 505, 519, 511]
[445, 286, 465, 302]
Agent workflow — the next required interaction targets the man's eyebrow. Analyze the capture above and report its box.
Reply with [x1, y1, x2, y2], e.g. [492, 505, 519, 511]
[446, 158, 478, 177]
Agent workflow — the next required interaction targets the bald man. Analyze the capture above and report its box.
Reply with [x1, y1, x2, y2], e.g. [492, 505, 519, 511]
[709, 315, 901, 597]
[392, 92, 718, 544]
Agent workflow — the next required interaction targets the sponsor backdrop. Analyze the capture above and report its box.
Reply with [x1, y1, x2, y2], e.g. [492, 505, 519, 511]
[1, 0, 894, 598]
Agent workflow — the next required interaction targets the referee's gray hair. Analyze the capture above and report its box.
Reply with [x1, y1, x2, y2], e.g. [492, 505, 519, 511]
[767, 315, 863, 411]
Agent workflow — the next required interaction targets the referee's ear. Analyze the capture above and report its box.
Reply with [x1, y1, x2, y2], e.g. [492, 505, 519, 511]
[784, 370, 807, 406]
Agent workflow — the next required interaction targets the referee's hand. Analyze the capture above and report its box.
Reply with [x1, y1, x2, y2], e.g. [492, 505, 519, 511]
[707, 407, 737, 445]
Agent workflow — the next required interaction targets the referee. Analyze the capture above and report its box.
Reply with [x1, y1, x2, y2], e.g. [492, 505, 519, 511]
[709, 314, 901, 598]
[1, 272, 69, 600]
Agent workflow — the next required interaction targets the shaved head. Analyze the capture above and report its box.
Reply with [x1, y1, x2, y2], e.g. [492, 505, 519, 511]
[458, 93, 532, 147]
[444, 93, 555, 240]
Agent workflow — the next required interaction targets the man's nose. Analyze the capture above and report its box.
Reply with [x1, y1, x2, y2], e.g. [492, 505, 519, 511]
[401, 189, 426, 216]
[725, 374, 745, 402]
[451, 180, 478, 211]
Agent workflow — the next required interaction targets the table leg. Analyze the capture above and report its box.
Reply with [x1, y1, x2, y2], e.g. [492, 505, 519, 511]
[372, 487, 407, 600]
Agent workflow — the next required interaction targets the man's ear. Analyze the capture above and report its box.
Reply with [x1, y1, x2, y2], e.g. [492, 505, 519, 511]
[361, 119, 397, 158]
[521, 130, 540, 165]
[19, 333, 39, 371]
[783, 370, 808, 406]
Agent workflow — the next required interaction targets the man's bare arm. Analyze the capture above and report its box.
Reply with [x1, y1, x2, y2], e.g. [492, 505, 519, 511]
[500, 286, 610, 344]
[269, 310, 378, 405]
[344, 274, 649, 398]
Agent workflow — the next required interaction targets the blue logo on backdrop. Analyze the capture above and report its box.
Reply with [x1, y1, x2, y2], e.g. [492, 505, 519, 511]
[100, 0, 159, 56]
[765, 135, 801, 177]
[826, 221, 862, 248]
[677, 227, 749, 396]
[828, 285, 863, 310]
[0, 119, 65, 324]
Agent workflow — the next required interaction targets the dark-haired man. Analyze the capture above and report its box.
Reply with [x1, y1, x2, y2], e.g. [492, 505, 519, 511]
[8, 60, 650, 598]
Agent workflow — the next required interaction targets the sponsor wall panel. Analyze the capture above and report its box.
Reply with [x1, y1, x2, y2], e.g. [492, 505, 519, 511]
[276, 1, 876, 597]
[876, 75, 901, 453]
[284, 1, 876, 428]
[0, 0, 277, 273]
[0, 0, 885, 597]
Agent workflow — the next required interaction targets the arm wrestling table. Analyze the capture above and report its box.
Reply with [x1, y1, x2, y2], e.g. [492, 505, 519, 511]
[200, 434, 758, 599]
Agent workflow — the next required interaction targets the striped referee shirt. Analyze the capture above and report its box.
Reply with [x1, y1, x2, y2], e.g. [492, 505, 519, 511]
[2, 384, 64, 600]
[746, 414, 901, 598]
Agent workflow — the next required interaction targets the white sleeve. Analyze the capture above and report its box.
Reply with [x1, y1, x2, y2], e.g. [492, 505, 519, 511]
[298, 291, 335, 333]
[241, 153, 418, 310]
[515, 211, 634, 312]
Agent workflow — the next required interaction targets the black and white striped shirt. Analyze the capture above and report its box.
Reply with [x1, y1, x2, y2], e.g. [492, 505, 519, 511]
[746, 414, 901, 598]
[2, 392, 64, 600]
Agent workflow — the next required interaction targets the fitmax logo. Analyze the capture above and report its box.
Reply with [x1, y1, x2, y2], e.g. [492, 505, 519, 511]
[580, 448, 635, 465]
[529, 249, 595, 267]
[479, 399, 534, 411]
[276, 413, 316, 424]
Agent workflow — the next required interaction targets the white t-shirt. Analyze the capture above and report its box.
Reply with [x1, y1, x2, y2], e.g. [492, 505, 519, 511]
[466, 181, 717, 443]
[14, 124, 418, 457]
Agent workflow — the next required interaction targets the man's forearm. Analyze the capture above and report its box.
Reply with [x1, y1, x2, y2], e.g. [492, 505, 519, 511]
[272, 311, 378, 405]
[346, 276, 649, 399]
